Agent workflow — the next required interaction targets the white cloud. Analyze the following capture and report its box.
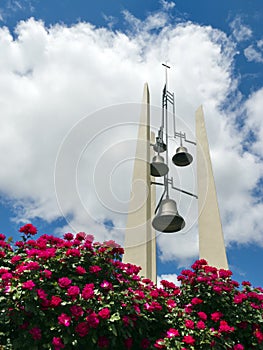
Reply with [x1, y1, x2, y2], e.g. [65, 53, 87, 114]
[244, 88, 263, 155]
[13, 1, 23, 10]
[0, 11, 262, 265]
[123, 9, 169, 34]
[160, 0, 175, 11]
[257, 40, 263, 49]
[157, 229, 199, 267]
[229, 16, 263, 64]
[0, 0, 35, 22]
[102, 14, 118, 30]
[229, 16, 253, 42]
[244, 44, 263, 63]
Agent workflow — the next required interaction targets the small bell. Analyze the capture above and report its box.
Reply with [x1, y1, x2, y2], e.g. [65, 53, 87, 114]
[150, 155, 169, 177]
[172, 146, 193, 167]
[153, 140, 167, 153]
[152, 198, 185, 233]
[153, 131, 166, 153]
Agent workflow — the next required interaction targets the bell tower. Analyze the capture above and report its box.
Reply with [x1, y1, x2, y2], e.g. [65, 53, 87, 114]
[122, 83, 157, 283]
[123, 74, 228, 282]
[196, 105, 228, 269]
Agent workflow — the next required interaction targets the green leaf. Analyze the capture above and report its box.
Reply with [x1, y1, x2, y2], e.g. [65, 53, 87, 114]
[111, 324, 118, 337]
[110, 312, 120, 322]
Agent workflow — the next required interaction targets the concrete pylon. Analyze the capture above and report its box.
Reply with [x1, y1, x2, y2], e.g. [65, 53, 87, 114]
[123, 83, 156, 282]
[196, 105, 228, 269]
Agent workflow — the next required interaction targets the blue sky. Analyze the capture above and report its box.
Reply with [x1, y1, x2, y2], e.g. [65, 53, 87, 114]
[0, 0, 263, 287]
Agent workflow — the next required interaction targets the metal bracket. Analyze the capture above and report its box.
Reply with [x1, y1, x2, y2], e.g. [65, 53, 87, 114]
[174, 131, 196, 146]
[168, 177, 198, 199]
[151, 181, 164, 187]
[151, 179, 198, 199]
[154, 186, 167, 214]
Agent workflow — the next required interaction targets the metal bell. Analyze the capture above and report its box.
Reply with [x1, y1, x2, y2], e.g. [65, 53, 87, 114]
[153, 131, 167, 153]
[172, 146, 193, 167]
[153, 140, 167, 153]
[152, 198, 185, 233]
[150, 155, 169, 177]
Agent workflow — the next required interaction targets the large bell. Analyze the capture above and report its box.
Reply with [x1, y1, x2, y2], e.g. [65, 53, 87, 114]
[150, 155, 169, 177]
[152, 198, 185, 233]
[172, 146, 193, 167]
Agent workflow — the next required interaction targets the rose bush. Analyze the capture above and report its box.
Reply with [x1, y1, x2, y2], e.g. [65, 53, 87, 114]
[157, 260, 263, 350]
[0, 224, 262, 349]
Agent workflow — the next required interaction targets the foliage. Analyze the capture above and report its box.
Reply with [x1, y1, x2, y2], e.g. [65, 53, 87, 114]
[0, 225, 263, 349]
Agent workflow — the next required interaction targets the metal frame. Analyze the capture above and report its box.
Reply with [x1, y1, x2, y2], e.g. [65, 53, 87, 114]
[150, 64, 197, 232]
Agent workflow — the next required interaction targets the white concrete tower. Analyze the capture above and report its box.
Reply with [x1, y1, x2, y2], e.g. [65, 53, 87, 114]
[123, 83, 156, 282]
[196, 105, 228, 269]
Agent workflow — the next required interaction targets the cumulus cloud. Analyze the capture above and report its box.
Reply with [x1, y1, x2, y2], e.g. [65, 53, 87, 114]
[244, 43, 263, 63]
[229, 16, 253, 42]
[160, 0, 175, 11]
[0, 10, 262, 266]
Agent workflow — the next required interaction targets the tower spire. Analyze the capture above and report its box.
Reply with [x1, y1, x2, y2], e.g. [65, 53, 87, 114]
[196, 105, 228, 269]
[123, 83, 156, 282]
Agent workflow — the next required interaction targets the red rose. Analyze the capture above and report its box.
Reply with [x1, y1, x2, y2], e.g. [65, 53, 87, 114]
[82, 283, 94, 299]
[191, 297, 203, 305]
[58, 277, 72, 288]
[98, 336, 109, 348]
[70, 305, 84, 318]
[98, 308, 111, 319]
[50, 296, 62, 307]
[76, 266, 86, 274]
[183, 335, 195, 345]
[52, 337, 65, 350]
[29, 327, 41, 340]
[75, 322, 89, 337]
[211, 311, 223, 322]
[185, 319, 195, 329]
[197, 320, 206, 330]
[19, 224, 37, 235]
[166, 328, 179, 338]
[63, 233, 74, 241]
[86, 312, 99, 328]
[89, 265, 102, 274]
[141, 338, 150, 349]
[67, 285, 80, 298]
[58, 313, 71, 327]
[22, 280, 35, 290]
[124, 337, 133, 349]
[197, 311, 207, 320]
